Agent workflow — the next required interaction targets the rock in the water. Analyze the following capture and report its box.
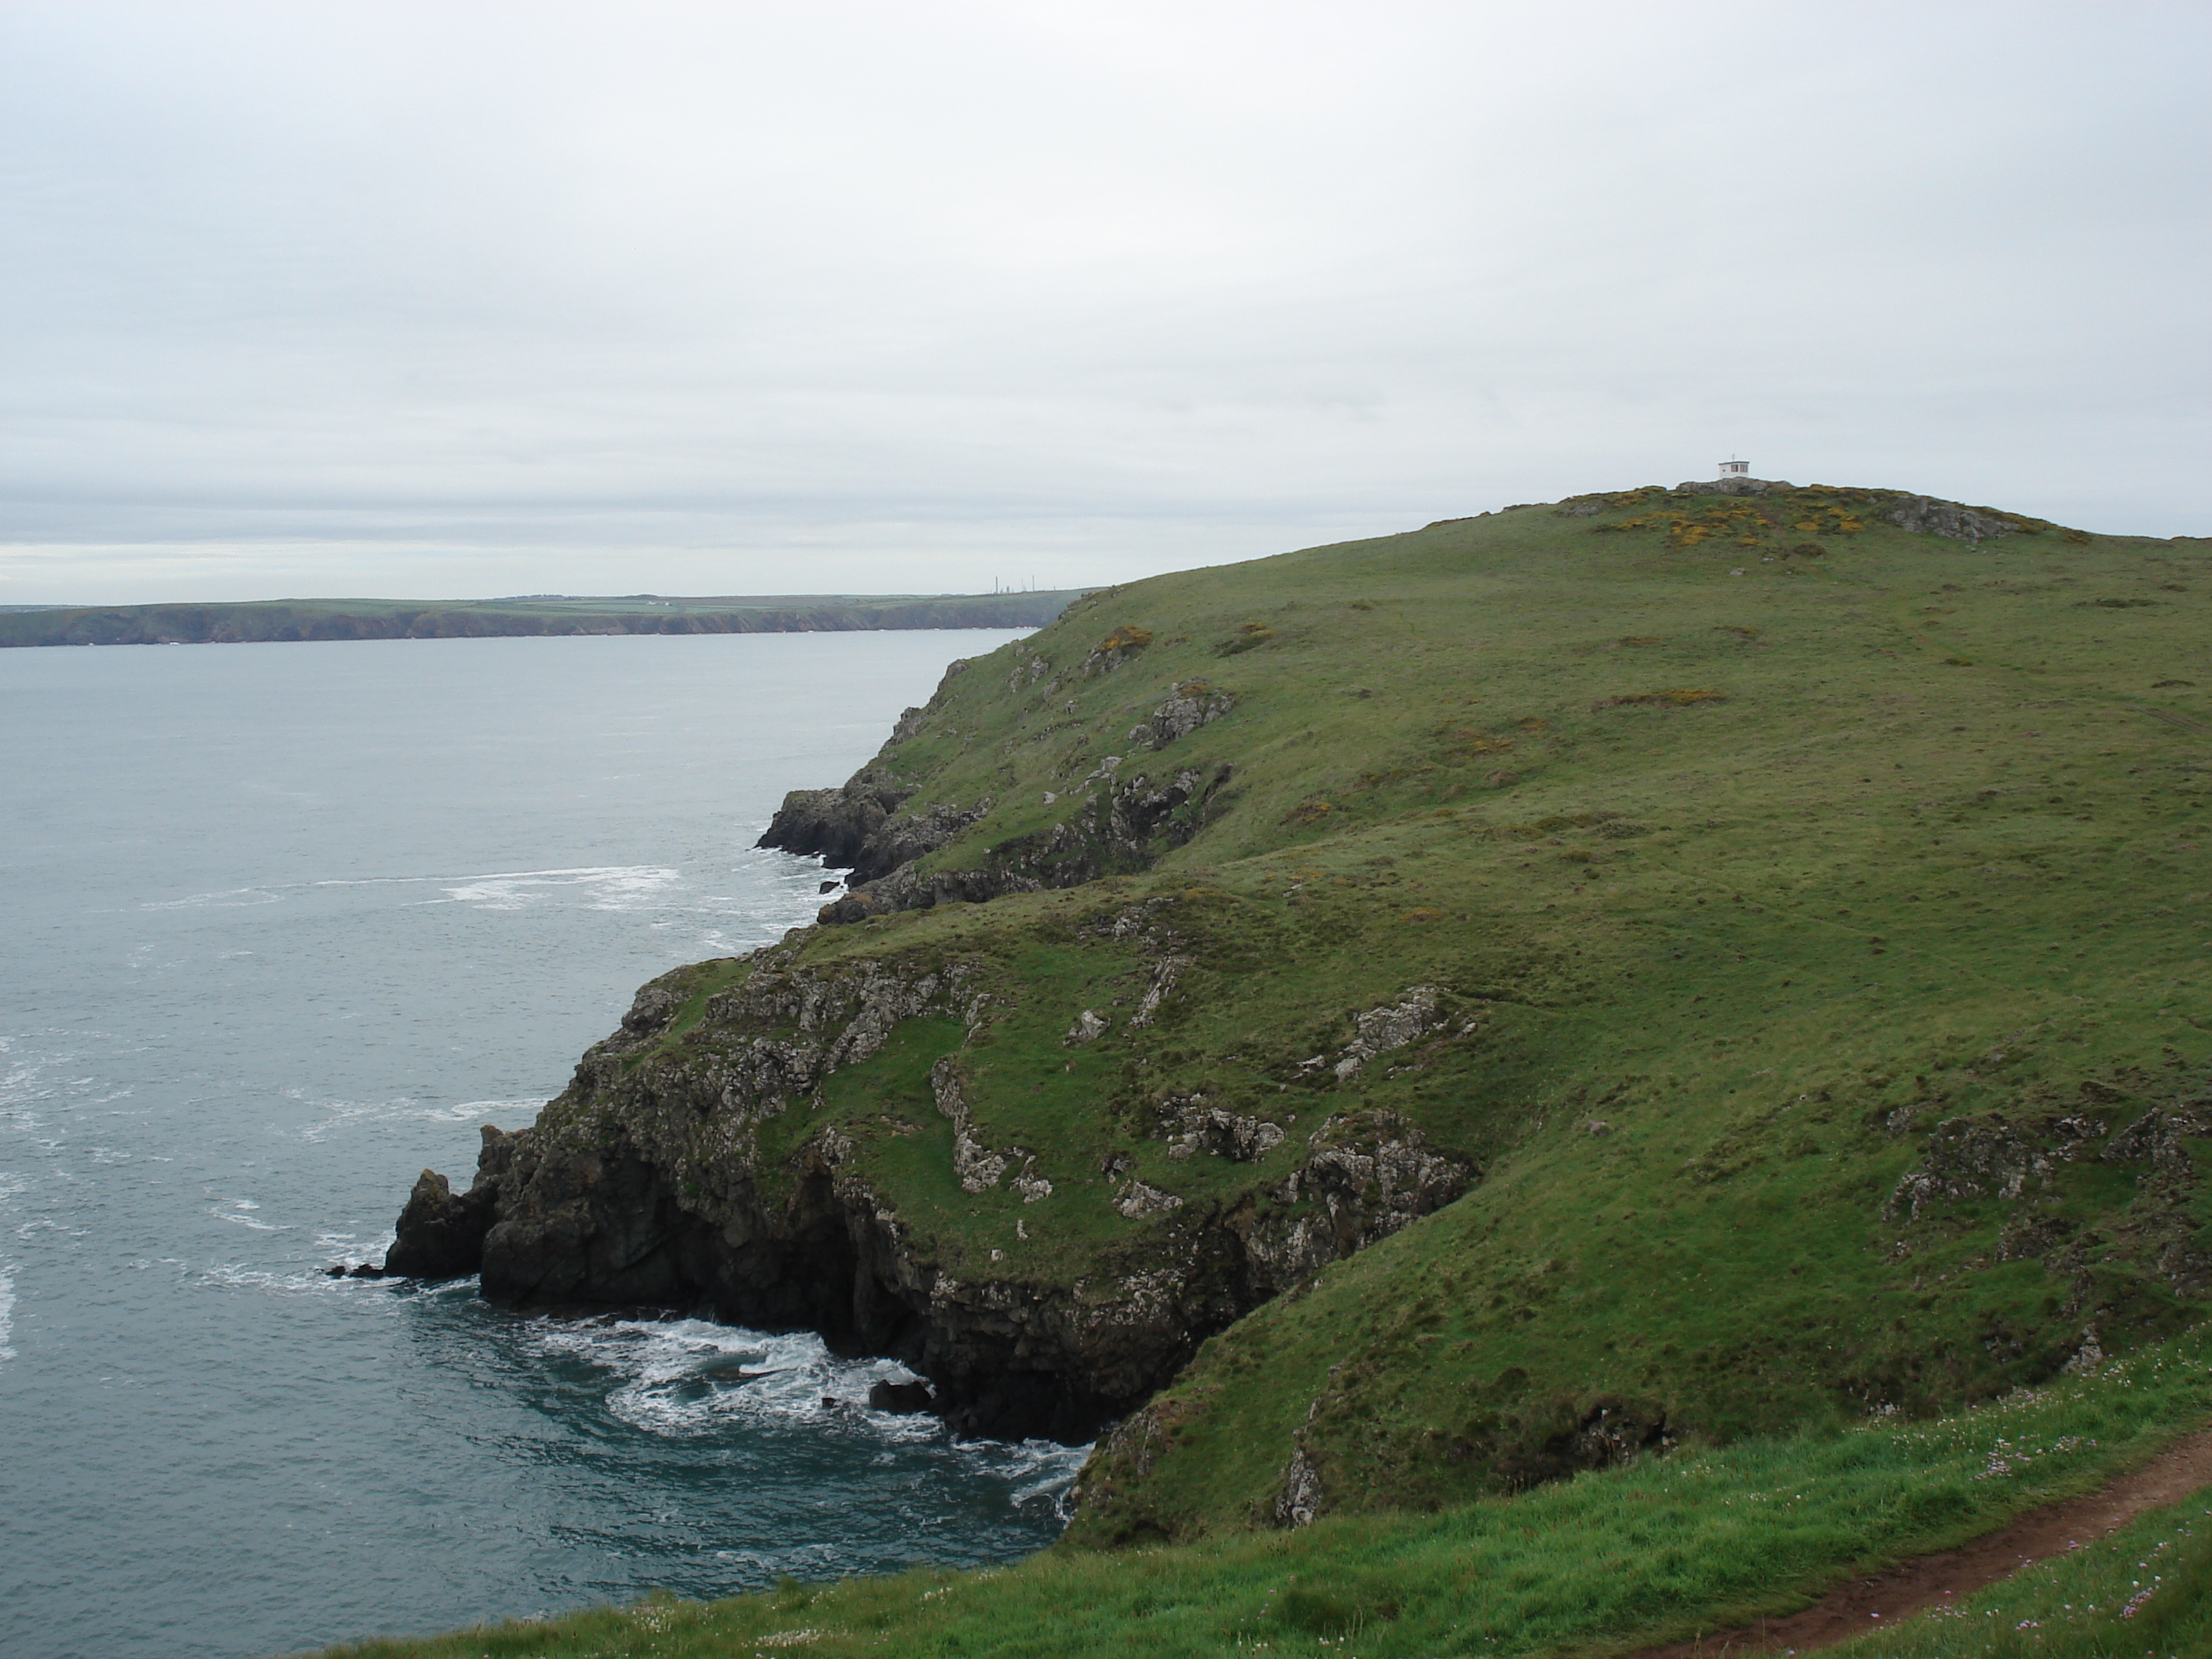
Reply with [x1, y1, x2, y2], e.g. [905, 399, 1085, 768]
[383, 1135, 507, 1277]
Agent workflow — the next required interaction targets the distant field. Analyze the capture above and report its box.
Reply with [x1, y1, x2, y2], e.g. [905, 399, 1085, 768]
[0, 589, 1085, 647]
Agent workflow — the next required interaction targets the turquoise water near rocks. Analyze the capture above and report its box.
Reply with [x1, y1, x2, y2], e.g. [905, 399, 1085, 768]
[0, 631, 1085, 1659]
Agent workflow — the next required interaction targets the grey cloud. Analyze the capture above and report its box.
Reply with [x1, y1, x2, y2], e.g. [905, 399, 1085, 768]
[2, 1, 2207, 603]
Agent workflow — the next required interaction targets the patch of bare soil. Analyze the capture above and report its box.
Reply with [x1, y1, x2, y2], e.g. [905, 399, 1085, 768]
[1624, 1427, 2212, 1657]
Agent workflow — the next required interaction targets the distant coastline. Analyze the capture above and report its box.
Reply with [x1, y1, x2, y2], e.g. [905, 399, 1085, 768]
[0, 589, 1087, 647]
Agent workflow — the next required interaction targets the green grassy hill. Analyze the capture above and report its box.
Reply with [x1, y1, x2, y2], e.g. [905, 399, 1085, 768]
[348, 478, 2212, 1657]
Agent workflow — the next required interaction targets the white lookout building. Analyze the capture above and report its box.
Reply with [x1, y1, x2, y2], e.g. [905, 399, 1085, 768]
[1718, 458, 1751, 479]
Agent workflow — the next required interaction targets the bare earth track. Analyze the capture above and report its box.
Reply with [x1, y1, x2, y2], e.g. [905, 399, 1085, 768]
[1628, 1427, 2212, 1657]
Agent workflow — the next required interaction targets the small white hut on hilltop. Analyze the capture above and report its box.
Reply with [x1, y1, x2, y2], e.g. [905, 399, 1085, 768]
[1718, 458, 1750, 479]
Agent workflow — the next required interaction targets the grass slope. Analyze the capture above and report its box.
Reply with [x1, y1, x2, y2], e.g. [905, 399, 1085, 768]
[324, 481, 2212, 1654]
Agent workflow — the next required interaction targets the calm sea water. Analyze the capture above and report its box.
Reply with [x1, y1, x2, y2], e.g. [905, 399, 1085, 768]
[0, 631, 1085, 1659]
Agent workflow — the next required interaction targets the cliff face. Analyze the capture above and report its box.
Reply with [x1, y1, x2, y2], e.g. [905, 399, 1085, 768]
[397, 940, 1472, 1441]
[758, 640, 1236, 925]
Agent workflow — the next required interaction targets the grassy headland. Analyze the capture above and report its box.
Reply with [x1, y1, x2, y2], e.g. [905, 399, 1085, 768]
[0, 588, 1081, 647]
[331, 479, 2212, 1656]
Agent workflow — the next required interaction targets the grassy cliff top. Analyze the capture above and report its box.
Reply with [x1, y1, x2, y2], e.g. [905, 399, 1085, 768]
[566, 478, 2212, 1526]
[330, 478, 2212, 1657]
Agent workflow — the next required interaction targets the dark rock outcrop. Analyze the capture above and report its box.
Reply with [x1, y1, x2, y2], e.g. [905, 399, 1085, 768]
[386, 952, 1471, 1444]
[382, 1131, 511, 1277]
[756, 771, 914, 870]
[814, 762, 1234, 926]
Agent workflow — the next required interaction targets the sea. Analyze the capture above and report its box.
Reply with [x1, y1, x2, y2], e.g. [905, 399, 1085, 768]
[0, 629, 1088, 1659]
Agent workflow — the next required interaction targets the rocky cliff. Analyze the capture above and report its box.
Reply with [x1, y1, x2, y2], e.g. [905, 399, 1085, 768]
[759, 640, 1237, 925]
[390, 926, 1475, 1441]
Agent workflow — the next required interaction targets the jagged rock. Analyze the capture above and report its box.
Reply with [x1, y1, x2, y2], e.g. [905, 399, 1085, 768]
[1298, 1111, 1470, 1253]
[1081, 626, 1152, 676]
[1065, 1009, 1110, 1046]
[1113, 1179, 1183, 1219]
[1275, 1448, 1323, 1527]
[1009, 1159, 1054, 1203]
[756, 655, 976, 871]
[1672, 476, 1796, 496]
[1163, 1099, 1285, 1163]
[757, 771, 914, 869]
[1127, 684, 1234, 752]
[1006, 648, 1053, 693]
[1885, 1111, 2107, 1221]
[621, 983, 686, 1038]
[1127, 955, 1191, 1029]
[383, 1130, 511, 1277]
[819, 763, 1233, 925]
[844, 800, 995, 885]
[932, 1057, 1011, 1193]
[1884, 495, 2023, 544]
[2103, 1104, 2212, 1180]
[1333, 986, 1442, 1079]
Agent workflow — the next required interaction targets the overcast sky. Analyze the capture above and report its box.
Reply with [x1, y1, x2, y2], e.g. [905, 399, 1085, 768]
[2, 2, 2206, 604]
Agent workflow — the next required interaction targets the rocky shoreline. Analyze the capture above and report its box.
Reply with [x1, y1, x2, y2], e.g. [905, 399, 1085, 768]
[372, 609, 1490, 1445]
[378, 950, 1470, 1442]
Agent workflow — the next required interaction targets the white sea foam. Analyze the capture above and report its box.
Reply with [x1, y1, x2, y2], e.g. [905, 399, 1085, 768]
[141, 887, 285, 910]
[521, 1313, 1093, 1507]
[529, 1316, 933, 1437]
[434, 865, 683, 911]
[1001, 1439, 1095, 1507]
[200, 1262, 346, 1295]
[0, 1167, 20, 1362]
[295, 1093, 545, 1143]
[213, 1198, 285, 1232]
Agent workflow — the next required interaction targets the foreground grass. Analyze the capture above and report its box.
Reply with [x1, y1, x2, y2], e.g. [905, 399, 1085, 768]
[314, 1329, 2212, 1659]
[1829, 1495, 2212, 1659]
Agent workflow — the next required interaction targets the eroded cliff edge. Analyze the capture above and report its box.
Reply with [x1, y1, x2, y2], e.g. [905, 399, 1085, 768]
[389, 919, 1474, 1441]
[756, 625, 1236, 925]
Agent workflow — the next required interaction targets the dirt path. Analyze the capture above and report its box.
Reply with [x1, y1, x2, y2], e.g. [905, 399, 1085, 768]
[1625, 1428, 2212, 1657]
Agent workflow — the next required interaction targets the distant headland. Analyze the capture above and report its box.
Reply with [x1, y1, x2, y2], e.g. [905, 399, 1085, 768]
[0, 588, 1087, 648]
